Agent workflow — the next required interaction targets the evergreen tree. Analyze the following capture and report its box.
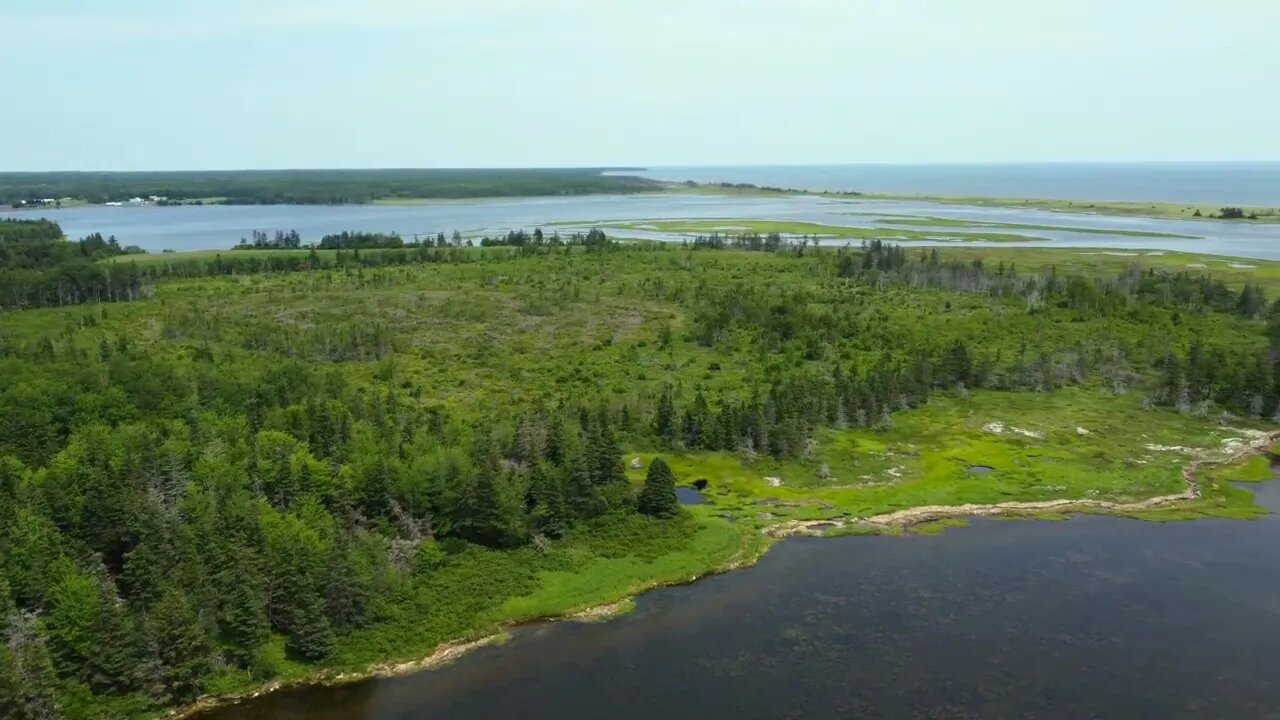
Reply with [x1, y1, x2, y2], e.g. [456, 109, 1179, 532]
[529, 463, 569, 538]
[589, 420, 627, 486]
[457, 465, 515, 548]
[322, 538, 371, 633]
[150, 589, 214, 703]
[285, 589, 334, 662]
[637, 458, 680, 518]
[564, 451, 602, 520]
[653, 387, 676, 445]
[216, 548, 269, 668]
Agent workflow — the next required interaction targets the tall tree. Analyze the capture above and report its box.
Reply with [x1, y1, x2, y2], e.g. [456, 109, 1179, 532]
[529, 463, 569, 538]
[149, 588, 214, 703]
[285, 589, 334, 662]
[638, 458, 680, 518]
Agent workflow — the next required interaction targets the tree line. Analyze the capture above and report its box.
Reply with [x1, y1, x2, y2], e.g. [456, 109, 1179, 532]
[1, 221, 148, 310]
[0, 169, 661, 207]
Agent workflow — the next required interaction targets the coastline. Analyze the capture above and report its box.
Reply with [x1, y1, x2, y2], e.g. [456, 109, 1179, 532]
[164, 428, 1279, 719]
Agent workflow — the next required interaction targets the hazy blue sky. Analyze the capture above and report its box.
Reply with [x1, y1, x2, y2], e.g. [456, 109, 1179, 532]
[4, 0, 1278, 170]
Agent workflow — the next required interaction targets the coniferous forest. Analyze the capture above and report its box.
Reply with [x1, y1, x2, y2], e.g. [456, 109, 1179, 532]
[2, 218, 1278, 719]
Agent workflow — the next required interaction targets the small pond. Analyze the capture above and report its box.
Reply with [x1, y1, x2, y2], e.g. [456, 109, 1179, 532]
[675, 487, 706, 505]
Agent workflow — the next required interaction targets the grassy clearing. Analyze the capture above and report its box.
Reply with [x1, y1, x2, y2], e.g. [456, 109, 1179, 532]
[623, 388, 1269, 529]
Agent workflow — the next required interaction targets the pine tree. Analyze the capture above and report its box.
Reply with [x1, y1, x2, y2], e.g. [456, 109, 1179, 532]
[216, 547, 269, 668]
[653, 387, 676, 445]
[590, 420, 626, 486]
[88, 580, 143, 694]
[638, 458, 680, 518]
[529, 463, 569, 538]
[565, 451, 602, 520]
[286, 589, 334, 662]
[150, 588, 214, 703]
[457, 466, 513, 548]
[322, 538, 370, 633]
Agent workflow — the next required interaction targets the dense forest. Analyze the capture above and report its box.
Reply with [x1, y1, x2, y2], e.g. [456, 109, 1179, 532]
[0, 220, 146, 309]
[0, 169, 660, 207]
[1, 229, 1278, 719]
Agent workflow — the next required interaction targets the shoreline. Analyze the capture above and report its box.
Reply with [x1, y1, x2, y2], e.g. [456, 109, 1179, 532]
[165, 428, 1279, 719]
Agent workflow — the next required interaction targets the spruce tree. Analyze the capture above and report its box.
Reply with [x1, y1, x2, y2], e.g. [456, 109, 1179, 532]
[150, 589, 214, 703]
[529, 463, 569, 538]
[322, 536, 371, 633]
[458, 466, 511, 547]
[286, 589, 334, 662]
[653, 387, 676, 445]
[565, 451, 602, 520]
[216, 548, 268, 668]
[638, 458, 680, 518]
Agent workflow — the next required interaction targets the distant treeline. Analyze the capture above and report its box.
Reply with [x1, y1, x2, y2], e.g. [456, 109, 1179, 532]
[237, 228, 614, 251]
[1, 224, 620, 310]
[0, 168, 660, 206]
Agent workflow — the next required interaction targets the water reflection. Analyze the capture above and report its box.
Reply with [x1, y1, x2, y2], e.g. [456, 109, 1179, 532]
[200, 482, 1280, 720]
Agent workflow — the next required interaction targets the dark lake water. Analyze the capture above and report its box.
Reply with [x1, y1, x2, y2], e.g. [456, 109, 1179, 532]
[200, 482, 1280, 720]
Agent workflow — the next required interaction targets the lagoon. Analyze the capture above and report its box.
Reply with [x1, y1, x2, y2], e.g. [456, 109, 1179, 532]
[5, 192, 1280, 259]
[197, 481, 1280, 720]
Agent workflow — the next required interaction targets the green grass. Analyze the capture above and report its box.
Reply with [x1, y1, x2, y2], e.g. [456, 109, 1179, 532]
[623, 388, 1269, 527]
[498, 513, 763, 621]
[873, 216, 1200, 239]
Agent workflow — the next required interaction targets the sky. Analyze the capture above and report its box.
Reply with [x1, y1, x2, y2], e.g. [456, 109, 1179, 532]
[3, 0, 1278, 171]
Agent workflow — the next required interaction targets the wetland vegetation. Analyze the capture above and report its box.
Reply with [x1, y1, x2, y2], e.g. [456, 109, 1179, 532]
[2, 216, 1279, 719]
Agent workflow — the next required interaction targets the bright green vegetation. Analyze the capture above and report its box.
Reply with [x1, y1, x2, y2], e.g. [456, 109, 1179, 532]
[4, 226, 1280, 719]
[872, 216, 1200, 239]
[590, 218, 1043, 242]
[0, 168, 661, 207]
[625, 389, 1262, 526]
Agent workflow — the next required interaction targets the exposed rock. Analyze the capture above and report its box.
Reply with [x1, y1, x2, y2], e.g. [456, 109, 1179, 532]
[765, 476, 783, 487]
[1011, 427, 1044, 440]
[982, 421, 1006, 435]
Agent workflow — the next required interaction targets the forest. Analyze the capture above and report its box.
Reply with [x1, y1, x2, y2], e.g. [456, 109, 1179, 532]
[0, 169, 660, 207]
[1, 225, 1278, 719]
